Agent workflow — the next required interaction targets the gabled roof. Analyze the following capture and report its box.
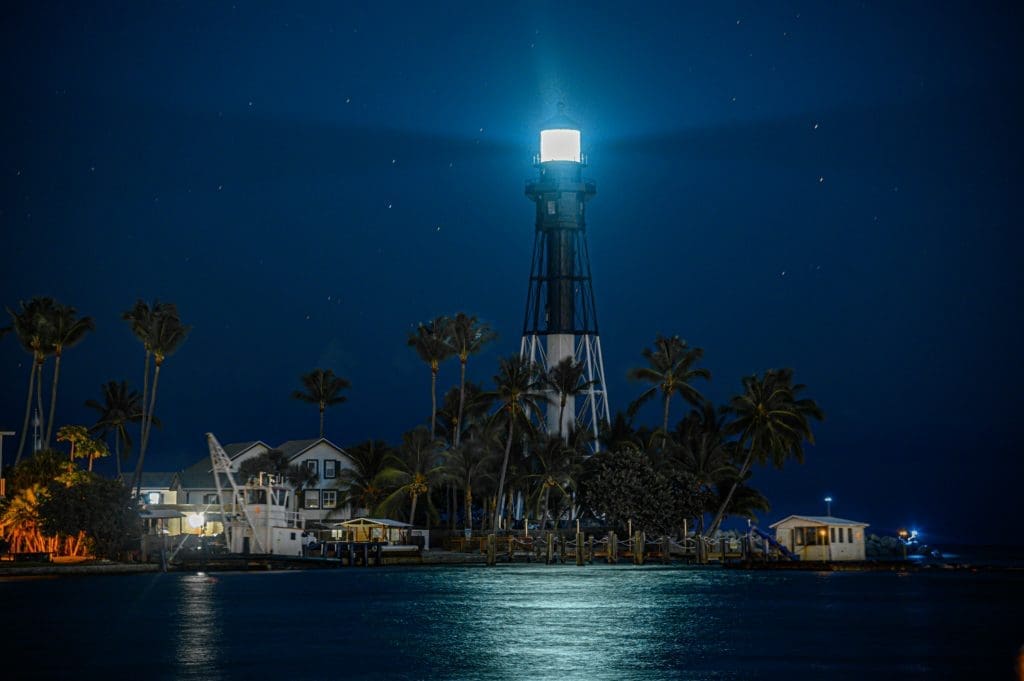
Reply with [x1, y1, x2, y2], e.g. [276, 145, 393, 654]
[178, 457, 216, 489]
[225, 440, 270, 459]
[769, 515, 869, 529]
[137, 471, 179, 490]
[276, 437, 346, 461]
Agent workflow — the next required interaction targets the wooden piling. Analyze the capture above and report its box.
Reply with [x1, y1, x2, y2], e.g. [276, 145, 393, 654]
[546, 533, 554, 564]
[486, 534, 496, 566]
[575, 532, 584, 566]
[608, 532, 617, 563]
[662, 537, 671, 564]
[634, 531, 645, 565]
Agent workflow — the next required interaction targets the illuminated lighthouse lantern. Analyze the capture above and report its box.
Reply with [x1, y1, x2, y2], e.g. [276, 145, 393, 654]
[521, 111, 610, 444]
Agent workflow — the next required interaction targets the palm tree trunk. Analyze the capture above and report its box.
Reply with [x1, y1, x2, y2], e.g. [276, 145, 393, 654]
[493, 418, 515, 531]
[430, 368, 438, 439]
[465, 488, 472, 532]
[319, 406, 325, 438]
[455, 359, 467, 447]
[409, 493, 419, 527]
[45, 350, 62, 447]
[139, 351, 151, 453]
[14, 360, 35, 463]
[662, 392, 671, 445]
[706, 437, 753, 538]
[114, 430, 122, 478]
[35, 361, 46, 445]
[559, 397, 567, 442]
[542, 486, 551, 530]
[134, 362, 162, 497]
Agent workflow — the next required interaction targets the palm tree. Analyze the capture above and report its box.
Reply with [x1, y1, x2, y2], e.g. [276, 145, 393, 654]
[44, 303, 94, 447]
[7, 297, 57, 463]
[376, 427, 444, 526]
[706, 368, 823, 537]
[448, 313, 496, 446]
[125, 301, 190, 497]
[338, 439, 393, 515]
[407, 317, 454, 438]
[441, 422, 501, 532]
[628, 334, 711, 445]
[85, 380, 146, 478]
[521, 434, 577, 529]
[292, 368, 351, 438]
[486, 355, 545, 531]
[541, 356, 594, 441]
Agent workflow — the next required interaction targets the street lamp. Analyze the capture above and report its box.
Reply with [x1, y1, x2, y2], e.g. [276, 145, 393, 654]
[824, 496, 832, 516]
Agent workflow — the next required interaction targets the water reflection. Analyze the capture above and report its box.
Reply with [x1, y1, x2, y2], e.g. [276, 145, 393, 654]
[174, 572, 223, 680]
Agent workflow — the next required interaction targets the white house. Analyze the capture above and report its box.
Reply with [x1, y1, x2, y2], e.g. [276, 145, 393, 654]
[770, 515, 869, 561]
[142, 437, 359, 539]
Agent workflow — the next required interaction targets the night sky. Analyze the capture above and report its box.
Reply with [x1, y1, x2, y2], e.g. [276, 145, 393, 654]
[2, 2, 1021, 544]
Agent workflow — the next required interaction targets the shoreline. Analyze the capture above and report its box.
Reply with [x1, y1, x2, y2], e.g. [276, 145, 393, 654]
[3, 552, 1023, 577]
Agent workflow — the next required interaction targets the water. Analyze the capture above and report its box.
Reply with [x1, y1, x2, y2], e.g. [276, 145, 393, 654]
[2, 564, 1021, 680]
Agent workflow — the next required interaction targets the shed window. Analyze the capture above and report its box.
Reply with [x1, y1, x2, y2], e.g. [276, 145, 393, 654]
[830, 528, 836, 542]
[837, 528, 844, 543]
[848, 528, 854, 543]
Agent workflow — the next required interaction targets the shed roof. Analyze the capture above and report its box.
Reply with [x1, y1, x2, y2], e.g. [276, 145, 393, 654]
[769, 515, 869, 529]
[336, 517, 412, 528]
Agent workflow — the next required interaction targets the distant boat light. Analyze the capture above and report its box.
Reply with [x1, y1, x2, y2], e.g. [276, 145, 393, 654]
[540, 129, 581, 163]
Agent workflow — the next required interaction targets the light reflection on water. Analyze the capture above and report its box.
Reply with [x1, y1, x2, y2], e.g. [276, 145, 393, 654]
[1, 563, 1021, 680]
[174, 573, 222, 680]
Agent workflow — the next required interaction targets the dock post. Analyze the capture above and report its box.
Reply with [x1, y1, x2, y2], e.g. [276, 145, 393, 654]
[361, 542, 369, 567]
[608, 532, 617, 563]
[576, 532, 584, 566]
[634, 532, 645, 565]
[508, 535, 514, 562]
[546, 533, 554, 564]
[374, 542, 382, 567]
[486, 534, 496, 566]
[347, 542, 355, 567]
[662, 537, 671, 564]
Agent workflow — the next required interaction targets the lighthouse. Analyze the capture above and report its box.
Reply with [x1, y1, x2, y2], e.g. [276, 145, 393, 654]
[520, 110, 611, 443]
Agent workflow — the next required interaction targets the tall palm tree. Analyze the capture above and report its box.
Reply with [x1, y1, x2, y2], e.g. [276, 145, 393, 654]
[487, 355, 545, 531]
[126, 301, 190, 497]
[44, 303, 94, 447]
[338, 439, 393, 515]
[541, 356, 594, 441]
[628, 334, 711, 445]
[85, 380, 146, 478]
[448, 313, 496, 446]
[7, 297, 57, 463]
[407, 317, 454, 438]
[376, 427, 444, 526]
[706, 368, 823, 537]
[521, 434, 578, 529]
[292, 368, 351, 438]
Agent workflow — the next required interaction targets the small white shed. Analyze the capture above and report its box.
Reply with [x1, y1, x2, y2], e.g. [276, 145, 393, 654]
[770, 515, 869, 561]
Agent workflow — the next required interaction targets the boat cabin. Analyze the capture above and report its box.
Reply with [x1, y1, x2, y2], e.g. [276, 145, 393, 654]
[770, 515, 869, 561]
[223, 472, 305, 555]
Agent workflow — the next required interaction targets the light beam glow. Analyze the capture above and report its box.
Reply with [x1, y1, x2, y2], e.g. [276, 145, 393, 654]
[540, 129, 581, 163]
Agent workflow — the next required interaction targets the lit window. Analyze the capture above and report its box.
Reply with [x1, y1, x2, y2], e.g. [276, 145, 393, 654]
[324, 460, 338, 479]
[147, 492, 161, 504]
[323, 490, 337, 509]
[304, 490, 320, 509]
